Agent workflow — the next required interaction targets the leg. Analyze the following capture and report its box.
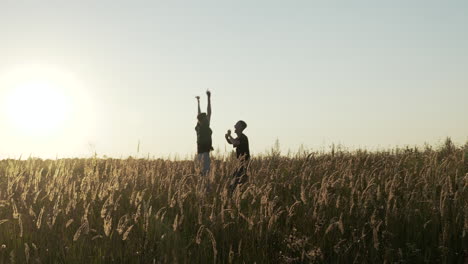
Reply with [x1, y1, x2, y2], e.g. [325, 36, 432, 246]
[202, 152, 212, 192]
[235, 166, 248, 186]
[201, 152, 211, 176]
[228, 165, 247, 195]
[196, 153, 203, 172]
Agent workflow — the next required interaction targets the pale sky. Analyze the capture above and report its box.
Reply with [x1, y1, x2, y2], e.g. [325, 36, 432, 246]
[0, 0, 467, 158]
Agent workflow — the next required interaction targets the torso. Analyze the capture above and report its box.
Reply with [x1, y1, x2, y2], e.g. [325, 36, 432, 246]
[195, 123, 213, 153]
[235, 134, 250, 160]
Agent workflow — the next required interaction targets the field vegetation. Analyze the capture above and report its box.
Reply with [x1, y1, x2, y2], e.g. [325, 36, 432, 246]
[0, 139, 466, 263]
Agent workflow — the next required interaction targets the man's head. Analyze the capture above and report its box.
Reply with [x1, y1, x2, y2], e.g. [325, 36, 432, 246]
[197, 113, 208, 125]
[234, 120, 247, 134]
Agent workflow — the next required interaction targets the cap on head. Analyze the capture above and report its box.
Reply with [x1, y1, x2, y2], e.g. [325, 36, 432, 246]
[237, 120, 247, 131]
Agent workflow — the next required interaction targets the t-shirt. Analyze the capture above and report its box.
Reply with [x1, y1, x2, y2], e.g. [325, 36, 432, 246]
[235, 134, 250, 160]
[195, 123, 213, 154]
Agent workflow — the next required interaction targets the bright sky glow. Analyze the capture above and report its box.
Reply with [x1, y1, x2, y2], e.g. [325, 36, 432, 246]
[0, 0, 467, 158]
[7, 82, 68, 133]
[0, 64, 96, 157]
[4, 67, 70, 135]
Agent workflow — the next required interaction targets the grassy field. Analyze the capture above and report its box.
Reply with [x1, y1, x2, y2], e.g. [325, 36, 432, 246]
[0, 140, 466, 263]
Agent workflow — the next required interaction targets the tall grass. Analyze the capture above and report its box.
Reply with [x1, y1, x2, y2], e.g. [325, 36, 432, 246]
[0, 141, 466, 263]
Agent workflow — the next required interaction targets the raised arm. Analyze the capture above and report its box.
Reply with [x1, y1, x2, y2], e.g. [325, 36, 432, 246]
[196, 96, 201, 115]
[225, 133, 232, 144]
[206, 90, 212, 122]
[229, 136, 240, 147]
[225, 130, 240, 146]
[225, 130, 233, 144]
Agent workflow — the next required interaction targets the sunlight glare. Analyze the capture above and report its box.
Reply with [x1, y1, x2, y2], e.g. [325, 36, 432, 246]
[6, 81, 69, 134]
[0, 65, 95, 144]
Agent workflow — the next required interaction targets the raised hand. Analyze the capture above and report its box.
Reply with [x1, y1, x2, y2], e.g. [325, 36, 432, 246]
[196, 96, 201, 115]
[206, 90, 212, 122]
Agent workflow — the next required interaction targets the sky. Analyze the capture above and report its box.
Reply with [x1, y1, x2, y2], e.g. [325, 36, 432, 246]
[0, 0, 467, 158]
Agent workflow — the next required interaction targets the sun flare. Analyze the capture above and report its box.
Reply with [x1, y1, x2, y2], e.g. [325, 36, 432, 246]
[1, 64, 94, 139]
[6, 80, 69, 134]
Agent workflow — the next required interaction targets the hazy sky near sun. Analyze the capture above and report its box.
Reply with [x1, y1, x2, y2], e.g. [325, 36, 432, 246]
[0, 0, 467, 158]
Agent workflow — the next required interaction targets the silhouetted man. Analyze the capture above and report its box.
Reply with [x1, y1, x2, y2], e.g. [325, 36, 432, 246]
[195, 90, 213, 176]
[225, 120, 250, 193]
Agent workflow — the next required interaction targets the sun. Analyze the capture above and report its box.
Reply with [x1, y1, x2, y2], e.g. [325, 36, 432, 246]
[0, 65, 89, 137]
[0, 64, 96, 156]
[6, 80, 69, 135]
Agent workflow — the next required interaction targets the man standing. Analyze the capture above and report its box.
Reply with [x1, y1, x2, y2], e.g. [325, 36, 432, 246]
[225, 120, 250, 192]
[195, 90, 213, 176]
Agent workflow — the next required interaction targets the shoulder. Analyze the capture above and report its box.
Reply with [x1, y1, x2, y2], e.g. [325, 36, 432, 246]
[240, 134, 248, 142]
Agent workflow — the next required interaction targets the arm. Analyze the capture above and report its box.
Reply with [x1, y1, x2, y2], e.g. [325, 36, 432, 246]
[206, 90, 212, 122]
[225, 133, 232, 144]
[196, 96, 201, 115]
[225, 130, 238, 145]
[227, 135, 240, 147]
